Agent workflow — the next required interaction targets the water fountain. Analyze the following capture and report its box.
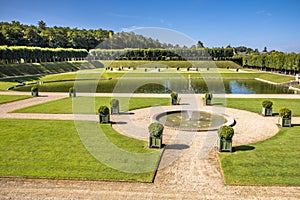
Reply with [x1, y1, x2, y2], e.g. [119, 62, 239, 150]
[154, 110, 234, 131]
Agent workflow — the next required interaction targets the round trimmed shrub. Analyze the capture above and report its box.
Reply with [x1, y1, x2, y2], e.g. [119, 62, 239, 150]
[170, 92, 178, 99]
[98, 106, 110, 115]
[205, 93, 213, 100]
[148, 122, 164, 137]
[69, 87, 75, 93]
[262, 100, 273, 108]
[218, 125, 234, 140]
[31, 86, 38, 92]
[279, 108, 292, 118]
[110, 99, 119, 107]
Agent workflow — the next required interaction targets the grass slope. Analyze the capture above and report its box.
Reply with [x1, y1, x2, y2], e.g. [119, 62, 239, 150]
[219, 127, 300, 186]
[0, 95, 31, 104]
[13, 97, 170, 114]
[215, 98, 300, 116]
[0, 119, 160, 182]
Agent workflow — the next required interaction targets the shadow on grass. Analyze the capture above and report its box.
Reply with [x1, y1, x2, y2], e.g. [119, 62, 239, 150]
[292, 124, 300, 127]
[233, 145, 255, 152]
[165, 144, 189, 150]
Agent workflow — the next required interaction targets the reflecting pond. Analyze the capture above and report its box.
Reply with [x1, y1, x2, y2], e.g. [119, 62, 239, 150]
[14, 78, 294, 94]
[109, 79, 293, 94]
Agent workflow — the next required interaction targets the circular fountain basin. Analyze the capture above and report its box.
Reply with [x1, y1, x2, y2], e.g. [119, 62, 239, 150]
[154, 110, 234, 131]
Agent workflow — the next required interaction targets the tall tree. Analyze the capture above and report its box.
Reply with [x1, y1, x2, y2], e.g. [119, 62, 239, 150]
[197, 41, 204, 48]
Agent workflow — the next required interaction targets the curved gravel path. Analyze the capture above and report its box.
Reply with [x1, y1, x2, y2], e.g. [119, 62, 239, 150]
[0, 92, 299, 199]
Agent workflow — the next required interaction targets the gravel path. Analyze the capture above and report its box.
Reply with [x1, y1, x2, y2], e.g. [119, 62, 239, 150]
[0, 92, 299, 199]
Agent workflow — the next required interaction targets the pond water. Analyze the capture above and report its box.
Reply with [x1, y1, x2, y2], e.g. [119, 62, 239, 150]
[15, 78, 294, 94]
[111, 79, 293, 94]
[156, 110, 228, 131]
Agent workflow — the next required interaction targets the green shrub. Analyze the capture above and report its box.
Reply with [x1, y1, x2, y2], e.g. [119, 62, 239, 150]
[205, 93, 213, 100]
[218, 125, 234, 140]
[262, 100, 273, 108]
[69, 87, 75, 93]
[31, 86, 38, 92]
[148, 122, 164, 137]
[110, 99, 119, 107]
[98, 106, 110, 115]
[279, 108, 292, 118]
[170, 92, 178, 99]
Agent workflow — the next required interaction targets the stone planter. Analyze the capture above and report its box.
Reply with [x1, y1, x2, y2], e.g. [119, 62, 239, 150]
[31, 90, 38, 97]
[99, 114, 110, 124]
[205, 98, 211, 105]
[218, 138, 232, 152]
[262, 107, 272, 116]
[171, 98, 177, 105]
[149, 134, 162, 148]
[111, 106, 119, 114]
[69, 91, 76, 98]
[278, 116, 291, 127]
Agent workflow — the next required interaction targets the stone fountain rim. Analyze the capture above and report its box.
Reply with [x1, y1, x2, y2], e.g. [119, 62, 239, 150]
[152, 109, 235, 132]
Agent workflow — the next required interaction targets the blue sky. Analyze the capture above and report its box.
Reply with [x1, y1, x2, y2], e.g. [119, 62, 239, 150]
[1, 0, 300, 52]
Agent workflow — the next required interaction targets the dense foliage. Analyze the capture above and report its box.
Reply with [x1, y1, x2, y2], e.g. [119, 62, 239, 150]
[110, 99, 119, 107]
[0, 21, 110, 49]
[148, 122, 164, 137]
[0, 46, 88, 64]
[218, 125, 234, 140]
[279, 108, 292, 118]
[98, 106, 110, 115]
[262, 100, 273, 108]
[89, 48, 234, 61]
[243, 52, 300, 73]
[205, 93, 213, 99]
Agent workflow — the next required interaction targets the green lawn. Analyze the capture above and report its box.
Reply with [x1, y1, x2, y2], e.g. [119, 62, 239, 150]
[293, 84, 300, 89]
[215, 98, 300, 116]
[13, 97, 170, 114]
[219, 127, 300, 185]
[0, 119, 160, 182]
[0, 95, 31, 104]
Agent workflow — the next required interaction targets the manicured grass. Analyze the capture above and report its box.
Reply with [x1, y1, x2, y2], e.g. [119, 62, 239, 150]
[0, 119, 160, 182]
[13, 97, 170, 114]
[293, 84, 300, 89]
[0, 95, 31, 104]
[219, 126, 300, 186]
[215, 98, 300, 116]
[255, 72, 294, 83]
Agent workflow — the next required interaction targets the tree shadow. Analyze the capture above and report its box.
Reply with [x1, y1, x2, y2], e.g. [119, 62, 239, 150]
[233, 145, 255, 152]
[165, 144, 189, 150]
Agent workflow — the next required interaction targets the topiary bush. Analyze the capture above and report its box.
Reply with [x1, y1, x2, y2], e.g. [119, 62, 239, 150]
[31, 86, 38, 92]
[98, 106, 110, 115]
[110, 99, 119, 107]
[170, 92, 178, 99]
[279, 108, 292, 118]
[218, 125, 234, 140]
[205, 93, 213, 100]
[262, 100, 273, 108]
[69, 87, 75, 93]
[148, 122, 164, 137]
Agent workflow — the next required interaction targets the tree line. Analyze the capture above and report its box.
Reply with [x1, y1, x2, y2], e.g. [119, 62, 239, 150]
[89, 48, 234, 60]
[0, 46, 88, 64]
[242, 52, 300, 74]
[0, 21, 111, 50]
